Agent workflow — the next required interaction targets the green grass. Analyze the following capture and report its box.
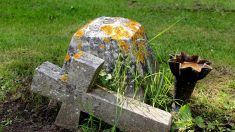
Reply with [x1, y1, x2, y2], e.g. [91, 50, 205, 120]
[0, 0, 235, 131]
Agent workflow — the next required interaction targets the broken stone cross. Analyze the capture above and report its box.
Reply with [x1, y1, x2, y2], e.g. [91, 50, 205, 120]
[32, 52, 104, 129]
[31, 51, 172, 131]
[31, 52, 172, 131]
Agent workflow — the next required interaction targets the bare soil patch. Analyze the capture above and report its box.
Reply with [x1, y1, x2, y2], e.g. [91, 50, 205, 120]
[0, 99, 71, 132]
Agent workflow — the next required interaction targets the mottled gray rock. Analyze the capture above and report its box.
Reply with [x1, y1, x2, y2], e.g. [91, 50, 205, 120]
[31, 61, 172, 131]
[63, 16, 158, 97]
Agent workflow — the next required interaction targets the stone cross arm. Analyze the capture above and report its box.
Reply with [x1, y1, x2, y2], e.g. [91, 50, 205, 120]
[31, 61, 172, 132]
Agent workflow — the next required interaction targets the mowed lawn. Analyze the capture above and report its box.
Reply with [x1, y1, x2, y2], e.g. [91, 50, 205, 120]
[0, 0, 235, 130]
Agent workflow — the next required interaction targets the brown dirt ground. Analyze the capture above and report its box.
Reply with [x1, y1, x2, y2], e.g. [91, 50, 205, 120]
[0, 99, 72, 132]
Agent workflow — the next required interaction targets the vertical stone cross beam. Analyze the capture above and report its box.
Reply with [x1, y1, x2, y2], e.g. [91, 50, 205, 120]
[32, 52, 104, 129]
[31, 59, 172, 131]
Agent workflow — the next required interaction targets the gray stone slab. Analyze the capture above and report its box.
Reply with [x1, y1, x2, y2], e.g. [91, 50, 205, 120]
[55, 103, 81, 129]
[31, 61, 72, 102]
[31, 61, 172, 132]
[68, 52, 104, 93]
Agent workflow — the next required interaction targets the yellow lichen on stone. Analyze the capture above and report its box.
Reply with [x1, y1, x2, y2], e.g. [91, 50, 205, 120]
[131, 41, 146, 64]
[128, 19, 140, 26]
[125, 20, 139, 31]
[101, 25, 114, 36]
[131, 29, 145, 47]
[64, 53, 70, 61]
[103, 38, 110, 43]
[136, 29, 144, 38]
[77, 43, 83, 50]
[75, 29, 84, 38]
[138, 52, 145, 63]
[138, 41, 145, 48]
[132, 49, 145, 64]
[75, 19, 94, 38]
[139, 26, 145, 34]
[74, 51, 84, 59]
[60, 74, 68, 82]
[114, 26, 125, 35]
[113, 26, 131, 39]
[119, 41, 129, 53]
[111, 35, 119, 40]
[102, 25, 131, 40]
[99, 44, 105, 49]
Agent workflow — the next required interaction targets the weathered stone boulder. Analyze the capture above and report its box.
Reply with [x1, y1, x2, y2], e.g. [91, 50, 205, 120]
[63, 16, 158, 96]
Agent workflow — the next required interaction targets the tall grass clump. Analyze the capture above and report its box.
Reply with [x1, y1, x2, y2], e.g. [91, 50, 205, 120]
[97, 51, 174, 109]
[144, 68, 173, 110]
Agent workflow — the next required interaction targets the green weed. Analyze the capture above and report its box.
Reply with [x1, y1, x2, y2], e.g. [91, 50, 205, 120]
[172, 104, 235, 131]
[0, 119, 13, 132]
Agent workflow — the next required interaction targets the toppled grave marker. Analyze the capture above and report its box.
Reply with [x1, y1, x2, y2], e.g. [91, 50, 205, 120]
[31, 60, 172, 131]
[31, 16, 172, 132]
